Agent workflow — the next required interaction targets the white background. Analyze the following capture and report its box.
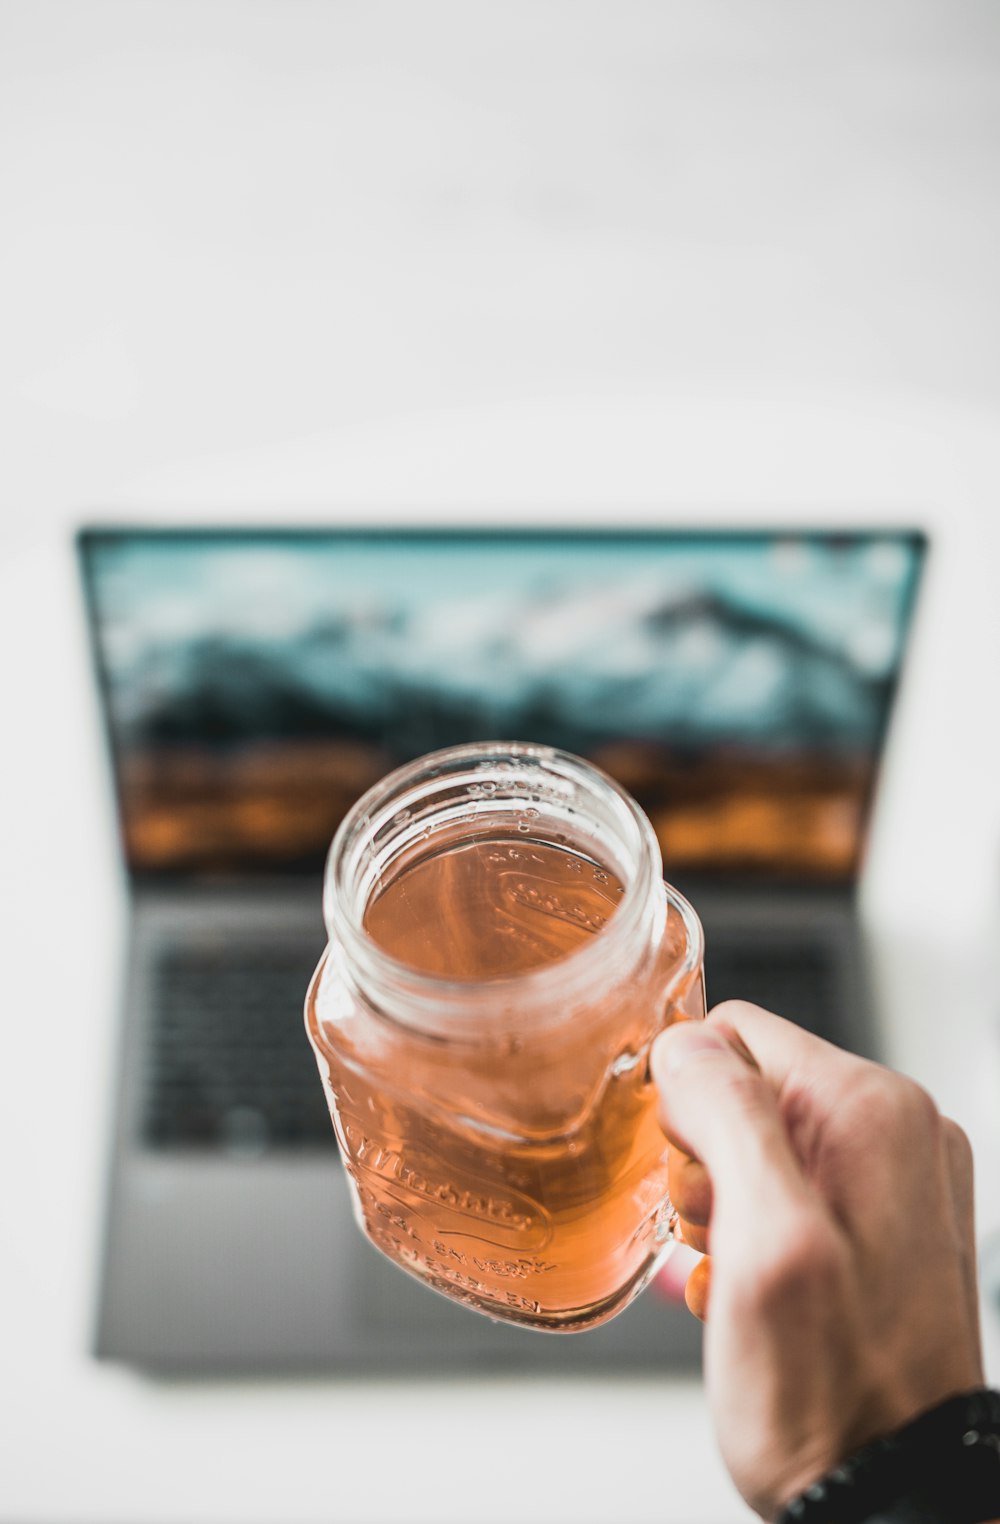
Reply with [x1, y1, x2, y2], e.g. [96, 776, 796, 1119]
[1, 4, 999, 1522]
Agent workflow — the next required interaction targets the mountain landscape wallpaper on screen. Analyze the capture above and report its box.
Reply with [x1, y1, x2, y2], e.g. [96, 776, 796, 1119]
[82, 532, 923, 881]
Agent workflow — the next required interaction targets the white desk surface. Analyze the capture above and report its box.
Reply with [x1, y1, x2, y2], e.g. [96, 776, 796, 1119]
[2, 7, 1000, 1522]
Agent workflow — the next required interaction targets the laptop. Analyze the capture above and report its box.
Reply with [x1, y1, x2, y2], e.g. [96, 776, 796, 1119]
[78, 526, 926, 1374]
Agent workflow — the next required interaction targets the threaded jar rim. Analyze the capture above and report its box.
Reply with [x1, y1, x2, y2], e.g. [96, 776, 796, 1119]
[322, 741, 702, 1036]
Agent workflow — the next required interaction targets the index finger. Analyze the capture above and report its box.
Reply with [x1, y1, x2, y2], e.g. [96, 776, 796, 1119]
[695, 1000, 859, 1095]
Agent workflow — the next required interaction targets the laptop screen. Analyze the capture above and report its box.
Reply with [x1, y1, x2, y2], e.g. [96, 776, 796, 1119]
[79, 528, 925, 886]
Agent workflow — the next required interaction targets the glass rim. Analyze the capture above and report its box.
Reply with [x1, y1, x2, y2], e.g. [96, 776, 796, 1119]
[323, 741, 704, 1020]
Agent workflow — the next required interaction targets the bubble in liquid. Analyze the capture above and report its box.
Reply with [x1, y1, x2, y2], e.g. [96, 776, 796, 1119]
[523, 807, 539, 819]
[517, 821, 531, 832]
[481, 780, 497, 794]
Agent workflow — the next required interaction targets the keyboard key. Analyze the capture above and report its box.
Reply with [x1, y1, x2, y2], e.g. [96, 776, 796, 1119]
[144, 943, 334, 1151]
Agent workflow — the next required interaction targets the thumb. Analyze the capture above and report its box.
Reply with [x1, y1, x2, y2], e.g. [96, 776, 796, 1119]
[651, 1020, 812, 1245]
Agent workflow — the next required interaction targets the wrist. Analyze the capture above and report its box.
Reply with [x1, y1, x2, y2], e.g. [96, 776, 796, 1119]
[777, 1388, 1000, 1524]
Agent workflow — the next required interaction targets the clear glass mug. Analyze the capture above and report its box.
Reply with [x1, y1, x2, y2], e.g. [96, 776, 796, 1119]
[305, 743, 705, 1331]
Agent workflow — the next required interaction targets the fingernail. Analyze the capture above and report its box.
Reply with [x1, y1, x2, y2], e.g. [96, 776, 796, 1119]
[653, 1022, 731, 1075]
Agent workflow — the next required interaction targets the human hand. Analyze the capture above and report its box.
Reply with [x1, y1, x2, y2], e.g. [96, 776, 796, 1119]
[650, 1003, 984, 1522]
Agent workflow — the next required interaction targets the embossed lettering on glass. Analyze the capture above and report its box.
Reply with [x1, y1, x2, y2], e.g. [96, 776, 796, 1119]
[305, 743, 705, 1331]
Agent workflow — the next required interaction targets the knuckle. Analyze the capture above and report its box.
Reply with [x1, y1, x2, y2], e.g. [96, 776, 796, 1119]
[890, 1072, 945, 1146]
[843, 1066, 940, 1143]
[942, 1116, 974, 1174]
[901, 1078, 942, 1132]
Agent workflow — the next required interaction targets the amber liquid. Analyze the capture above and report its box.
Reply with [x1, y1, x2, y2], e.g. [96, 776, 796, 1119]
[309, 838, 696, 1330]
[364, 837, 624, 978]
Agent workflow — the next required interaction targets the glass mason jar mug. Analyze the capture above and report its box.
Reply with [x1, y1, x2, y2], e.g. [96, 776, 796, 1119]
[305, 743, 705, 1332]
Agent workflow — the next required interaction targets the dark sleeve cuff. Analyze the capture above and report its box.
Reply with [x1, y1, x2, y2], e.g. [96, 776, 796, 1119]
[777, 1387, 1000, 1524]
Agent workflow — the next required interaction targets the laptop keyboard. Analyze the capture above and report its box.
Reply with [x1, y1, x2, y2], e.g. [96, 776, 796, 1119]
[705, 942, 839, 1045]
[143, 938, 840, 1152]
[144, 943, 335, 1151]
